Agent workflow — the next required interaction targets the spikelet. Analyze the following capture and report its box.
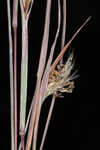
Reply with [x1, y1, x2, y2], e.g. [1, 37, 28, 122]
[46, 51, 78, 97]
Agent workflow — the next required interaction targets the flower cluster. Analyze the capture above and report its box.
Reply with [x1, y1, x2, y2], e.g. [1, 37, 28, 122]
[46, 52, 78, 97]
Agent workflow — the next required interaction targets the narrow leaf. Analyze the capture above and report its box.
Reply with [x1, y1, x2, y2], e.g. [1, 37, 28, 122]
[50, 16, 91, 72]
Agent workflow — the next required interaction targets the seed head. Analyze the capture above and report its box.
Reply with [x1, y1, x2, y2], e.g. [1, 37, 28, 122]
[46, 51, 78, 97]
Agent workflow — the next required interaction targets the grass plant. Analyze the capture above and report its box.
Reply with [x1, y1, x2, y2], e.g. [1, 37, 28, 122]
[6, 0, 91, 150]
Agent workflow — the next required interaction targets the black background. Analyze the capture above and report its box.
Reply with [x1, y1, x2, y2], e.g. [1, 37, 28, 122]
[0, 0, 100, 149]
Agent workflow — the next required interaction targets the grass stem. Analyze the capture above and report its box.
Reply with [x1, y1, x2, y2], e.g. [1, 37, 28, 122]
[20, 16, 28, 136]
[60, 0, 66, 63]
[7, 0, 14, 149]
[14, 28, 18, 150]
[12, 0, 18, 149]
[39, 95, 56, 150]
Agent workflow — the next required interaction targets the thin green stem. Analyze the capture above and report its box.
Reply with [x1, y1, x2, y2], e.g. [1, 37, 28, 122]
[7, 0, 14, 149]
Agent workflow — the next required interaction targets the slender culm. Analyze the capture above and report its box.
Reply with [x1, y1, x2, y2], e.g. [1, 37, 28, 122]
[19, 1, 34, 149]
[7, 0, 14, 149]
[12, 0, 18, 149]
